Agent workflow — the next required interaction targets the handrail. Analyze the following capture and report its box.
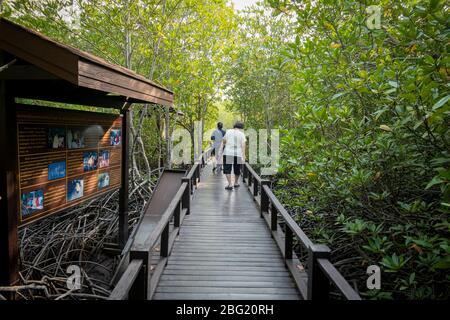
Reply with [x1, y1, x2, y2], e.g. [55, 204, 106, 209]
[262, 185, 313, 250]
[109, 259, 143, 300]
[184, 147, 212, 194]
[109, 148, 212, 300]
[245, 163, 262, 184]
[317, 258, 361, 300]
[242, 162, 361, 300]
[131, 183, 187, 253]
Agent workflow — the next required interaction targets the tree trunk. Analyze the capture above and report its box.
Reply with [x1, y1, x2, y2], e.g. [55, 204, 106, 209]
[164, 106, 171, 168]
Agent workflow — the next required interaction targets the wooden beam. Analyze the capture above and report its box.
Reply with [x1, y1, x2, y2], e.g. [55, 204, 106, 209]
[79, 60, 173, 106]
[119, 107, 130, 249]
[0, 52, 19, 287]
[10, 80, 127, 109]
[0, 64, 58, 80]
[78, 75, 172, 107]
[0, 19, 174, 106]
[0, 19, 79, 84]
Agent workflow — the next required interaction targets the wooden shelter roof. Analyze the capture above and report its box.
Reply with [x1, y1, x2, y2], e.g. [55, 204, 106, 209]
[0, 18, 174, 108]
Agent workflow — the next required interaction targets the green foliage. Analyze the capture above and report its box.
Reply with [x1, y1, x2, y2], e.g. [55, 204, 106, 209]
[229, 0, 449, 299]
[343, 219, 367, 235]
[2, 0, 449, 300]
[2, 0, 237, 164]
[381, 254, 410, 272]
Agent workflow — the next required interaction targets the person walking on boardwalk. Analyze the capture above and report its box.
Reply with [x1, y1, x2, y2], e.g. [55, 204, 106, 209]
[221, 121, 246, 190]
[211, 122, 226, 173]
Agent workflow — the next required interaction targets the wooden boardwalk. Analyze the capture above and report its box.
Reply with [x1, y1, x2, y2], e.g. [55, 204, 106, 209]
[153, 165, 301, 300]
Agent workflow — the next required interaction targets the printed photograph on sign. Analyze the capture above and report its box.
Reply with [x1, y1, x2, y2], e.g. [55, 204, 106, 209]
[48, 128, 65, 149]
[110, 129, 121, 146]
[67, 179, 84, 201]
[21, 189, 44, 216]
[67, 128, 85, 149]
[98, 172, 110, 189]
[99, 150, 110, 168]
[48, 161, 66, 181]
[83, 151, 98, 171]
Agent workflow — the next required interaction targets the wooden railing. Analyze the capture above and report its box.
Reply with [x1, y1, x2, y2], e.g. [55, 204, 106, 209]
[242, 163, 361, 300]
[109, 148, 211, 300]
[110, 148, 359, 300]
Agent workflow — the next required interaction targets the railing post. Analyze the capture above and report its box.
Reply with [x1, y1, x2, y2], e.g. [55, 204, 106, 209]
[253, 177, 258, 198]
[202, 149, 208, 168]
[271, 203, 277, 231]
[160, 223, 169, 258]
[128, 262, 146, 300]
[260, 180, 270, 217]
[192, 164, 197, 191]
[307, 244, 331, 300]
[129, 251, 149, 300]
[181, 178, 191, 215]
[243, 164, 248, 183]
[174, 201, 181, 229]
[285, 226, 293, 260]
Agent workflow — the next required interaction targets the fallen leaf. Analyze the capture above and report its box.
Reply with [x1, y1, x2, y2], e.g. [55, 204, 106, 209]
[410, 244, 423, 254]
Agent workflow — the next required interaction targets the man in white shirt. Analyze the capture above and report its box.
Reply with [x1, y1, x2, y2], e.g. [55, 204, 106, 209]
[221, 121, 246, 190]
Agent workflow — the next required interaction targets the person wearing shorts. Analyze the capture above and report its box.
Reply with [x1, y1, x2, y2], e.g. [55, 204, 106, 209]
[221, 121, 246, 190]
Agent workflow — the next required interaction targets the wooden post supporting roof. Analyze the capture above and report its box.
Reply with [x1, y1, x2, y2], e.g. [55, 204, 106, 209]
[119, 106, 131, 249]
[0, 52, 19, 287]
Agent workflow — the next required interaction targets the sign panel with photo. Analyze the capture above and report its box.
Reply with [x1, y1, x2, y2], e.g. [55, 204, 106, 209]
[48, 128, 65, 149]
[48, 161, 66, 181]
[16, 104, 122, 225]
[67, 128, 85, 149]
[99, 150, 110, 168]
[67, 178, 84, 201]
[21, 189, 44, 217]
[83, 151, 98, 172]
[98, 172, 110, 189]
[110, 129, 121, 146]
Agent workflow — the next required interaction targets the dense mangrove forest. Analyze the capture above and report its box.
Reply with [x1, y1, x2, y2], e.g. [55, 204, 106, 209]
[0, 0, 448, 302]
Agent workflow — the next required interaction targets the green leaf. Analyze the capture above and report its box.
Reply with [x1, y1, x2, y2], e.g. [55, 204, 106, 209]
[388, 80, 399, 88]
[384, 88, 397, 95]
[432, 256, 450, 270]
[432, 95, 450, 111]
[331, 92, 345, 100]
[425, 176, 443, 189]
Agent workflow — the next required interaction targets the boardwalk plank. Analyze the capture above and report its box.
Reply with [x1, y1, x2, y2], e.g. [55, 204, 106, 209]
[160, 275, 292, 282]
[153, 293, 299, 300]
[155, 287, 298, 294]
[158, 280, 295, 288]
[162, 269, 291, 276]
[153, 165, 300, 300]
